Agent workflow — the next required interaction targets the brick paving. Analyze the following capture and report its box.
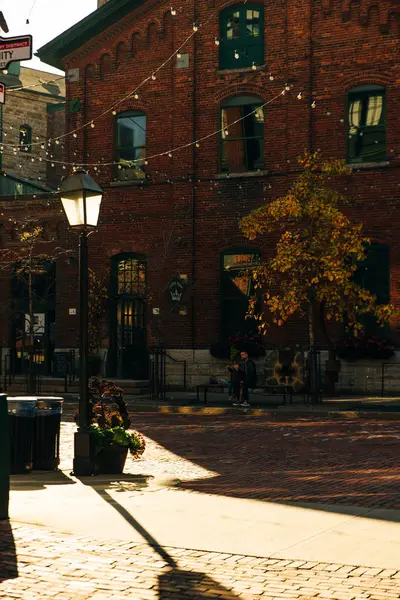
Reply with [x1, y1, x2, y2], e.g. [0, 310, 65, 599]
[61, 409, 400, 509]
[1, 522, 400, 599]
[3, 410, 400, 598]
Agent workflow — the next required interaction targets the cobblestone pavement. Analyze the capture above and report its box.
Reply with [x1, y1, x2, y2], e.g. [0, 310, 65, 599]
[3, 411, 400, 598]
[1, 522, 400, 600]
[61, 410, 400, 509]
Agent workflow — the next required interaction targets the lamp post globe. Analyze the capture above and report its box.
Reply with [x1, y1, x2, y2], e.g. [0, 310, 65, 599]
[59, 169, 103, 476]
[59, 169, 103, 229]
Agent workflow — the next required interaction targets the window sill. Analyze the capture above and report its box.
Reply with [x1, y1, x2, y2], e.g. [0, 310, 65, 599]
[347, 161, 391, 170]
[109, 179, 149, 188]
[217, 65, 265, 76]
[215, 170, 268, 179]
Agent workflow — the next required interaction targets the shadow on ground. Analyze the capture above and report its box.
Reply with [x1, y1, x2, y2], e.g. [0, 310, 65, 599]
[10, 469, 76, 491]
[0, 521, 18, 583]
[131, 414, 400, 515]
[82, 479, 241, 599]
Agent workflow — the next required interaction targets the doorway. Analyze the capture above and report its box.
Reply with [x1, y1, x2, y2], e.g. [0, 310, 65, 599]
[109, 254, 149, 379]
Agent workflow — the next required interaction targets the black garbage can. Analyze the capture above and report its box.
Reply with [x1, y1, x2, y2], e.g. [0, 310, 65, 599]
[7, 397, 36, 474]
[33, 397, 63, 470]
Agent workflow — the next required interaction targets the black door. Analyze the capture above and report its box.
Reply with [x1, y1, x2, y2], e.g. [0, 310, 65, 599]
[117, 296, 148, 379]
[109, 254, 149, 380]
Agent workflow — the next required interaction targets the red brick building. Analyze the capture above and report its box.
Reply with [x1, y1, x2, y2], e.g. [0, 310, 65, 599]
[37, 0, 400, 384]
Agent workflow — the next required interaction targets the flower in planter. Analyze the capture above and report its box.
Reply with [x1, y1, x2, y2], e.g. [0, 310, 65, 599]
[89, 425, 146, 459]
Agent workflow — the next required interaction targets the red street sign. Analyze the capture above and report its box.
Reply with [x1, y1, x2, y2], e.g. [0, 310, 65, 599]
[0, 83, 4, 104]
[0, 35, 32, 70]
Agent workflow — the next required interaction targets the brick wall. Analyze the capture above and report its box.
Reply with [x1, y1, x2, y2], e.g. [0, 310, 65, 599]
[48, 0, 399, 379]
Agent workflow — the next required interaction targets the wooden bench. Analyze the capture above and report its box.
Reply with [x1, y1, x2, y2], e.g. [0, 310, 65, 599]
[197, 383, 228, 404]
[196, 383, 293, 405]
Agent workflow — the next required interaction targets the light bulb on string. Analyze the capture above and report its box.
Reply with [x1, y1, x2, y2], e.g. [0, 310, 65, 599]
[41, 144, 45, 149]
[224, 129, 229, 136]
[269, 73, 274, 81]
[151, 73, 156, 80]
[311, 101, 316, 108]
[170, 7, 176, 15]
[214, 37, 220, 45]
[134, 93, 139, 99]
[234, 50, 239, 59]
[55, 139, 60, 145]
[252, 62, 257, 70]
[112, 110, 117, 115]
[90, 121, 95, 128]
[73, 133, 78, 138]
[193, 23, 198, 31]
[196, 142, 200, 148]
[177, 52, 181, 59]
[297, 91, 303, 99]
[168, 152, 173, 157]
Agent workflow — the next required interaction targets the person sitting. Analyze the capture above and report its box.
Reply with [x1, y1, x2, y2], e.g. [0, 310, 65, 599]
[226, 360, 245, 406]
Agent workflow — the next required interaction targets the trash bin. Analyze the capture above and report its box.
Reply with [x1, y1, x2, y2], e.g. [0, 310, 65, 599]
[0, 394, 10, 519]
[33, 397, 63, 470]
[7, 397, 36, 474]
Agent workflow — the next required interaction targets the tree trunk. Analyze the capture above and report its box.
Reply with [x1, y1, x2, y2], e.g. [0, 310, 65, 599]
[308, 301, 320, 404]
[318, 301, 340, 395]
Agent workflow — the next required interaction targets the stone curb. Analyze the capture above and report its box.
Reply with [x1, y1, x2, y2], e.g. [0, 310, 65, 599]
[124, 404, 400, 419]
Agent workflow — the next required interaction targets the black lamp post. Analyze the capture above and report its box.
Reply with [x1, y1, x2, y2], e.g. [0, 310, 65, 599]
[59, 169, 103, 476]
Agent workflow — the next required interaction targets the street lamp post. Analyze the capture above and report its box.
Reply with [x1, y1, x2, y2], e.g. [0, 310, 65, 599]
[59, 169, 103, 476]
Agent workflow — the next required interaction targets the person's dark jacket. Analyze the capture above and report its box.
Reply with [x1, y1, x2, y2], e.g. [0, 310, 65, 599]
[227, 366, 245, 386]
[243, 358, 257, 388]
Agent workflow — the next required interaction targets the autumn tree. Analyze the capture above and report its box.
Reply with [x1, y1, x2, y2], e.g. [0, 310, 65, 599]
[241, 152, 394, 400]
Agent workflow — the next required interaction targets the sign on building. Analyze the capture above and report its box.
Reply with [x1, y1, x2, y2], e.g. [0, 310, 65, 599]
[0, 83, 4, 104]
[0, 35, 32, 70]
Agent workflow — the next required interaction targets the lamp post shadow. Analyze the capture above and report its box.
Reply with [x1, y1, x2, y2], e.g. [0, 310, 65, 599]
[0, 521, 18, 583]
[85, 481, 242, 599]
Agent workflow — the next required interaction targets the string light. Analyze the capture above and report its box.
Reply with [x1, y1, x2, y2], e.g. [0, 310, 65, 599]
[170, 7, 176, 15]
[252, 62, 257, 70]
[177, 52, 182, 59]
[214, 37, 220, 45]
[151, 73, 156, 80]
[193, 23, 198, 31]
[269, 73, 274, 81]
[311, 101, 316, 108]
[234, 50, 239, 59]
[297, 91, 303, 100]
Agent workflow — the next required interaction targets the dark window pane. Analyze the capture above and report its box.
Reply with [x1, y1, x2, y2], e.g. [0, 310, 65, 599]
[221, 252, 260, 338]
[220, 103, 263, 172]
[115, 113, 146, 180]
[220, 4, 263, 69]
[347, 90, 386, 163]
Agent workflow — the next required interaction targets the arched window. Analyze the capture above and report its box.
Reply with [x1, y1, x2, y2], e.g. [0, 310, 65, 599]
[220, 95, 264, 173]
[115, 111, 146, 180]
[19, 124, 32, 152]
[219, 4, 264, 70]
[347, 85, 386, 163]
[116, 255, 146, 296]
[221, 249, 260, 339]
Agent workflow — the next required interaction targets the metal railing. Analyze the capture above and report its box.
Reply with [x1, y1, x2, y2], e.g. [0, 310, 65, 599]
[149, 346, 187, 400]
